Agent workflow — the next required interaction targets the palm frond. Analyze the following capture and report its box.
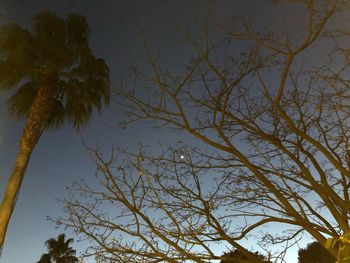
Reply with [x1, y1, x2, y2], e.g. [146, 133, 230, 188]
[7, 81, 38, 120]
[0, 24, 34, 89]
[44, 99, 65, 130]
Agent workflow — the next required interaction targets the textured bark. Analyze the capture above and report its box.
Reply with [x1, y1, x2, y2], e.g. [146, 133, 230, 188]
[0, 75, 56, 253]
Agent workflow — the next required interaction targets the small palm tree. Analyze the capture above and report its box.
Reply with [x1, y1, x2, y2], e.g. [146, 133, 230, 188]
[37, 234, 79, 263]
[0, 11, 110, 252]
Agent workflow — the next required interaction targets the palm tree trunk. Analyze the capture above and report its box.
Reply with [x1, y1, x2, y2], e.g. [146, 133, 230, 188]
[0, 78, 56, 254]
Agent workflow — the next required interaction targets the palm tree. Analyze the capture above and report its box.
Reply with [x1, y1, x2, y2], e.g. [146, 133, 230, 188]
[0, 11, 110, 252]
[37, 234, 79, 263]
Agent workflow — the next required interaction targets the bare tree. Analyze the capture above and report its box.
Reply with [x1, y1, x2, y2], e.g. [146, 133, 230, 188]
[60, 147, 275, 262]
[58, 0, 350, 262]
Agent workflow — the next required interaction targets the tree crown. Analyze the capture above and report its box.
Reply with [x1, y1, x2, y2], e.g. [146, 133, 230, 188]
[0, 11, 110, 129]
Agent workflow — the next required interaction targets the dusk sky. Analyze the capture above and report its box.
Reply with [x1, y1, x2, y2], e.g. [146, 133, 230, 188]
[0, 1, 345, 263]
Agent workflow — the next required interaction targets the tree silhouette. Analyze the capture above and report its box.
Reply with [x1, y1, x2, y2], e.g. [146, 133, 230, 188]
[0, 11, 110, 252]
[37, 234, 79, 263]
[298, 242, 336, 263]
[221, 250, 271, 263]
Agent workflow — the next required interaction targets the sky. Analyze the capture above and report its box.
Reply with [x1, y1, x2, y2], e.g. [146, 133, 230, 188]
[0, 1, 340, 262]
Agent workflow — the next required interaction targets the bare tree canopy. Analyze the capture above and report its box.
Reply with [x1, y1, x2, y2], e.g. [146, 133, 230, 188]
[58, 0, 350, 262]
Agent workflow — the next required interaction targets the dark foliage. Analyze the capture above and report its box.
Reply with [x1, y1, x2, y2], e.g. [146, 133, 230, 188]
[221, 249, 271, 263]
[298, 242, 336, 263]
[37, 234, 79, 263]
[0, 11, 110, 129]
